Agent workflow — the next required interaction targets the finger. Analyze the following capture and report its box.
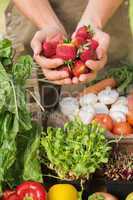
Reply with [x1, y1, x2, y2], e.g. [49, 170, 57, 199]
[42, 68, 69, 81]
[31, 31, 46, 55]
[85, 55, 107, 71]
[72, 77, 79, 84]
[51, 78, 72, 85]
[71, 32, 76, 39]
[79, 72, 97, 83]
[34, 55, 64, 69]
[96, 47, 106, 59]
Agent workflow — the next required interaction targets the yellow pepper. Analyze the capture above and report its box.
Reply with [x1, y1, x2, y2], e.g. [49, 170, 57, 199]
[126, 193, 133, 200]
[48, 184, 78, 200]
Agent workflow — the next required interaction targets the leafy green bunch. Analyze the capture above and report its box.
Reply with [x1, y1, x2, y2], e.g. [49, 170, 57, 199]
[92, 63, 133, 95]
[41, 119, 111, 180]
[0, 38, 42, 191]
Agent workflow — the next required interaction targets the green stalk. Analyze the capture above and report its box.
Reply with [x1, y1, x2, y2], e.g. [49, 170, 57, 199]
[10, 80, 19, 119]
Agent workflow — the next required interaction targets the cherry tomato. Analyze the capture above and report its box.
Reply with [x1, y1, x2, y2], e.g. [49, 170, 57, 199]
[127, 95, 133, 111]
[127, 111, 133, 126]
[113, 122, 133, 135]
[94, 114, 113, 131]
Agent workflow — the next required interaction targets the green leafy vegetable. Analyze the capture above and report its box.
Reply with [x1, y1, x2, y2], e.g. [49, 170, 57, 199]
[23, 123, 43, 182]
[0, 39, 12, 67]
[0, 38, 41, 191]
[12, 55, 33, 84]
[6, 122, 43, 188]
[41, 119, 111, 180]
[92, 64, 133, 95]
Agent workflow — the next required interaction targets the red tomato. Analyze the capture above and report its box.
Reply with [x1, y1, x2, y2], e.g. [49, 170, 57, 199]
[127, 95, 133, 111]
[94, 114, 113, 131]
[127, 111, 133, 126]
[113, 122, 133, 135]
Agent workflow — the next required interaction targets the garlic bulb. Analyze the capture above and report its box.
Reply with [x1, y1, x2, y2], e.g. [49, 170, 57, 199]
[94, 103, 109, 114]
[79, 93, 97, 107]
[78, 105, 95, 124]
[59, 97, 79, 120]
[98, 87, 119, 105]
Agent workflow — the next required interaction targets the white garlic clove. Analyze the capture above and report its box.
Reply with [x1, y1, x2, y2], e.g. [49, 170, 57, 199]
[59, 97, 79, 118]
[79, 93, 97, 107]
[78, 108, 95, 124]
[98, 87, 119, 105]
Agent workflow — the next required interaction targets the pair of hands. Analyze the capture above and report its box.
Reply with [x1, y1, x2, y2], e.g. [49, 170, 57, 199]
[31, 26, 110, 85]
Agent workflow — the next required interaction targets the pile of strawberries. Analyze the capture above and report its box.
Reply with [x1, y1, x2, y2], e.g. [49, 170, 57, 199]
[42, 25, 99, 78]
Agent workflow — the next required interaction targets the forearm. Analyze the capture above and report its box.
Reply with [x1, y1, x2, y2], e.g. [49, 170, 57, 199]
[13, 0, 64, 30]
[79, 0, 123, 28]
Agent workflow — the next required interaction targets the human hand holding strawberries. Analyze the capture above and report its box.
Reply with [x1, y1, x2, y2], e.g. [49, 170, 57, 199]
[31, 26, 73, 85]
[71, 26, 110, 84]
[38, 25, 109, 85]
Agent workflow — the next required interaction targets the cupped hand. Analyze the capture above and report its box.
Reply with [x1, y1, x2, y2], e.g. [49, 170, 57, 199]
[72, 27, 110, 84]
[31, 26, 72, 85]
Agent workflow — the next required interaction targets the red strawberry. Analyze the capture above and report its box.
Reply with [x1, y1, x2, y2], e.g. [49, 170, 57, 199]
[72, 36, 86, 48]
[90, 39, 99, 50]
[76, 25, 93, 40]
[80, 49, 94, 63]
[56, 40, 77, 61]
[58, 65, 73, 78]
[42, 41, 58, 58]
[72, 60, 89, 77]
